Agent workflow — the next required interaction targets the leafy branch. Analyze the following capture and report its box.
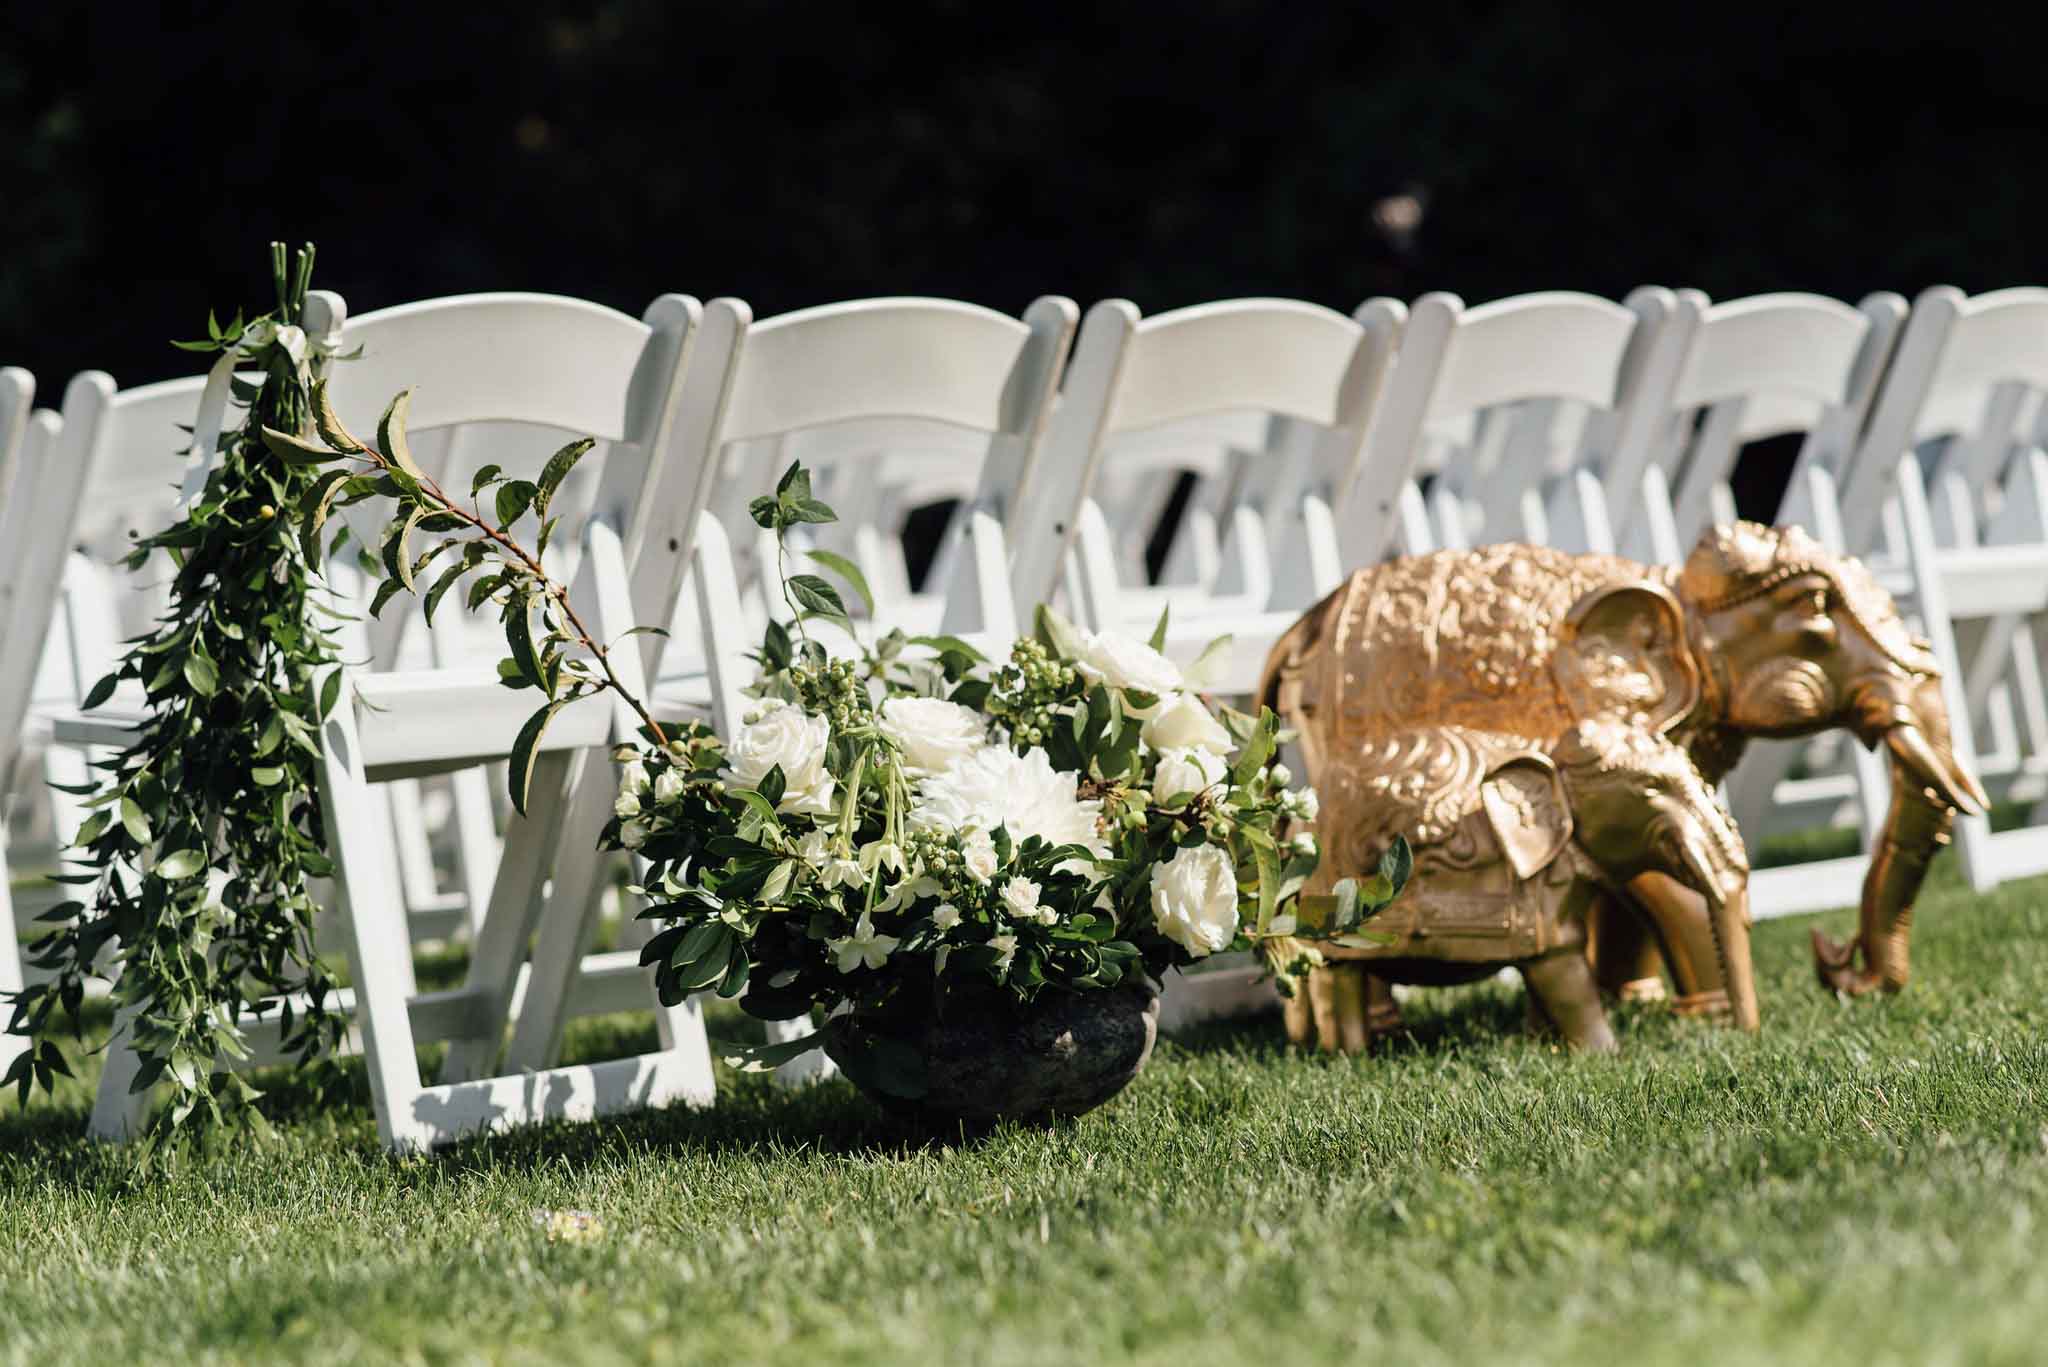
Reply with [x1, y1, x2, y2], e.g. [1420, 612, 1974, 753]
[270, 385, 675, 812]
[5, 243, 347, 1144]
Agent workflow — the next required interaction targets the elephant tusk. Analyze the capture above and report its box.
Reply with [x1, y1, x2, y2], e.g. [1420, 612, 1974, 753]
[1885, 725, 1987, 816]
[1676, 830, 1729, 911]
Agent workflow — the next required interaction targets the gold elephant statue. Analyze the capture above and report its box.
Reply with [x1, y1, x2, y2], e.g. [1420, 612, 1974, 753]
[1262, 521, 1989, 1053]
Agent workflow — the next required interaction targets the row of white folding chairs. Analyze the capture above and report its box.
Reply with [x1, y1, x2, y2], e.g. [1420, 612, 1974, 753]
[14, 278, 2048, 1127]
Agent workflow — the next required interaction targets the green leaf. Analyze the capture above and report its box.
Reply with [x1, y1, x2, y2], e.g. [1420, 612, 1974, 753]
[260, 426, 348, 467]
[534, 437, 594, 516]
[1034, 603, 1088, 662]
[782, 497, 837, 525]
[719, 1032, 823, 1074]
[390, 505, 428, 590]
[507, 700, 563, 817]
[377, 389, 425, 479]
[785, 574, 846, 619]
[119, 796, 151, 844]
[496, 479, 538, 526]
[157, 848, 205, 880]
[298, 469, 352, 567]
[81, 672, 118, 711]
[1183, 633, 1237, 692]
[748, 495, 781, 530]
[505, 593, 545, 690]
[422, 560, 469, 626]
[1149, 602, 1171, 652]
[317, 667, 344, 721]
[183, 653, 219, 697]
[311, 379, 366, 453]
[806, 549, 873, 614]
[369, 578, 407, 618]
[470, 463, 504, 497]
[251, 766, 285, 786]
[1377, 835, 1413, 899]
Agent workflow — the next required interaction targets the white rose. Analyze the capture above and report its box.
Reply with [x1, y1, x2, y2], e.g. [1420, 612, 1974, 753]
[618, 820, 648, 850]
[961, 829, 999, 883]
[880, 697, 988, 775]
[1076, 632, 1182, 713]
[1149, 844, 1240, 958]
[727, 700, 837, 815]
[1000, 875, 1050, 925]
[619, 760, 649, 793]
[910, 746, 1107, 871]
[654, 768, 684, 803]
[1142, 692, 1233, 755]
[1152, 746, 1227, 803]
[1291, 831, 1319, 857]
[1289, 787, 1321, 822]
[932, 902, 962, 930]
[1269, 763, 1292, 787]
[614, 790, 641, 819]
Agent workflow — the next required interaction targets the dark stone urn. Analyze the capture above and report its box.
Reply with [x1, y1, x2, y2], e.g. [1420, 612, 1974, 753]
[823, 978, 1160, 1127]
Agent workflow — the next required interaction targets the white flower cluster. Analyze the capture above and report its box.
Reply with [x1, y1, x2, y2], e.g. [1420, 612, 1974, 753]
[618, 623, 1319, 1000]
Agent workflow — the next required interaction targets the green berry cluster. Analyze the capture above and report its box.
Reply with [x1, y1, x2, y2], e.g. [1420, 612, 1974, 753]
[995, 639, 1079, 746]
[792, 657, 873, 728]
[906, 827, 965, 881]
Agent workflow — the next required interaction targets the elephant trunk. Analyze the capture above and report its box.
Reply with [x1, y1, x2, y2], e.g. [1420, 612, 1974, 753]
[1812, 723, 1979, 995]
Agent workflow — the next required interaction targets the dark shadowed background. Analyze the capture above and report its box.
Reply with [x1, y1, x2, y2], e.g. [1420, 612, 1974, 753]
[3, 2, 2042, 521]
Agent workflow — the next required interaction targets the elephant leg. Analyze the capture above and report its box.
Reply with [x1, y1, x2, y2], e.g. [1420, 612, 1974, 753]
[1587, 892, 1668, 1003]
[1283, 962, 1392, 1055]
[1521, 950, 1618, 1052]
[1625, 873, 1731, 1017]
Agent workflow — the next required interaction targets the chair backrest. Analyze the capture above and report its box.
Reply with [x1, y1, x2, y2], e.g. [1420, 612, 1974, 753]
[306, 290, 700, 670]
[0, 371, 218, 758]
[629, 295, 1077, 661]
[1626, 290, 1904, 560]
[1841, 287, 2048, 550]
[313, 290, 698, 553]
[0, 367, 31, 509]
[1010, 296, 1399, 622]
[1339, 290, 1673, 559]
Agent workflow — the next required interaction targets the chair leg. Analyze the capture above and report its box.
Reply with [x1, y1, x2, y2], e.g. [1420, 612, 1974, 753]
[447, 766, 502, 937]
[0, 835, 28, 1080]
[87, 1003, 152, 1141]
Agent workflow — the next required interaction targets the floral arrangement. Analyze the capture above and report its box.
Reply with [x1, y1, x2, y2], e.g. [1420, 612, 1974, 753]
[277, 386, 1404, 1095]
[599, 469, 1400, 1074]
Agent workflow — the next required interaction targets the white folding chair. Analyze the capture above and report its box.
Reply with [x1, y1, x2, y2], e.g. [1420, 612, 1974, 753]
[1335, 290, 1677, 565]
[83, 290, 705, 1143]
[0, 366, 43, 1074]
[1009, 297, 1403, 696]
[504, 294, 1078, 1079]
[1827, 287, 2048, 892]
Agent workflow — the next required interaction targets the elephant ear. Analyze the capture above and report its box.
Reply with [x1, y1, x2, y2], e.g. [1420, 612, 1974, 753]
[1552, 582, 1699, 735]
[1480, 755, 1573, 882]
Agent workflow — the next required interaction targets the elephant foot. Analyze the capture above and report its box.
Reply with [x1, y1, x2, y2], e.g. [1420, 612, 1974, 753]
[1614, 976, 1668, 1004]
[1283, 964, 1401, 1055]
[1812, 929, 1884, 996]
[1521, 951, 1618, 1053]
[1670, 988, 1730, 1017]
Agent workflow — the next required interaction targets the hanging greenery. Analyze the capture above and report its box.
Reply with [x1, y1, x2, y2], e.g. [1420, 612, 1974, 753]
[5, 242, 350, 1141]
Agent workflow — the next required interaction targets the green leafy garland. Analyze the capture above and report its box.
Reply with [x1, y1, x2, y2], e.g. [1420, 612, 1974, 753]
[5, 243, 349, 1139]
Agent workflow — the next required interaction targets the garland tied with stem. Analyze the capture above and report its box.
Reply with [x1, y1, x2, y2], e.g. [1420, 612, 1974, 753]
[5, 244, 350, 1139]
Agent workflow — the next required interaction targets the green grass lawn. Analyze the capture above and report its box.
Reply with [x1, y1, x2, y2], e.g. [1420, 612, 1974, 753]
[3, 861, 2047, 1365]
